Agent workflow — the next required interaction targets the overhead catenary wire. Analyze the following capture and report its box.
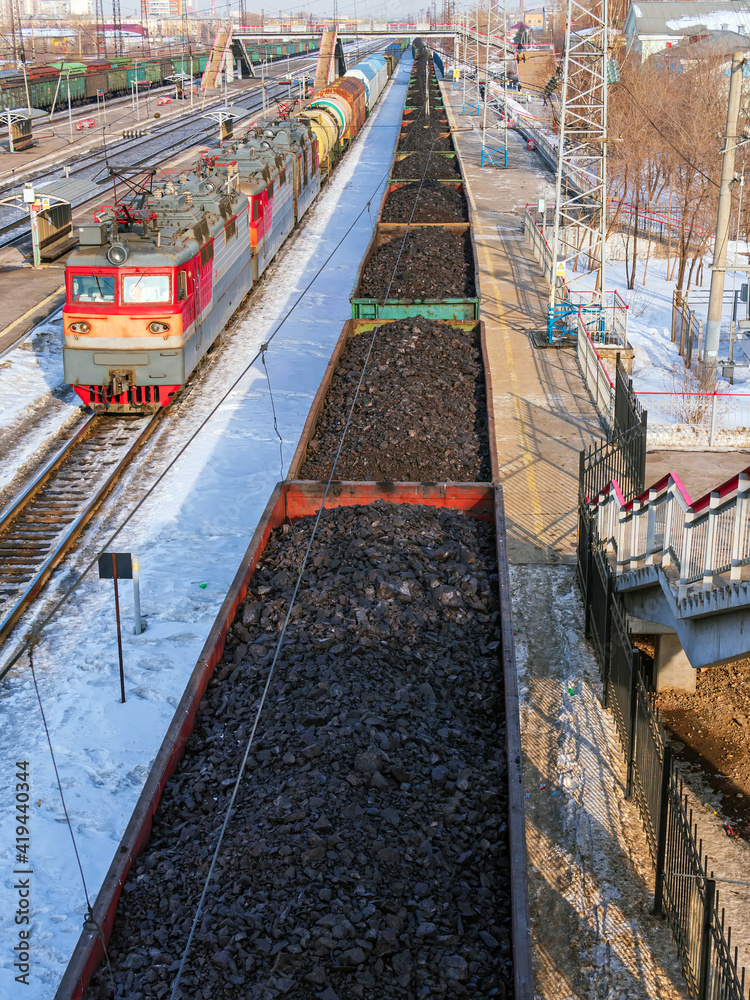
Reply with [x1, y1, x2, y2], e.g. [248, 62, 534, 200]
[617, 79, 720, 190]
[170, 53, 437, 999]
[260, 343, 284, 481]
[27, 644, 118, 992]
[0, 56, 420, 960]
[0, 113, 398, 681]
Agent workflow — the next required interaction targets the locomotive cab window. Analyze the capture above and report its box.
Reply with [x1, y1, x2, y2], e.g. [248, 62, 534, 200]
[177, 270, 188, 300]
[71, 273, 116, 303]
[122, 274, 171, 304]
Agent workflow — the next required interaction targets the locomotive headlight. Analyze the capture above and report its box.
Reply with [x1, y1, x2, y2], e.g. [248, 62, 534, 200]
[69, 321, 90, 333]
[148, 321, 170, 334]
[107, 243, 129, 266]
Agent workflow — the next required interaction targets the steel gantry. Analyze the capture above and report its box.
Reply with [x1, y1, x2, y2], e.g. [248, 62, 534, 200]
[112, 0, 125, 57]
[95, 0, 107, 58]
[548, 0, 609, 340]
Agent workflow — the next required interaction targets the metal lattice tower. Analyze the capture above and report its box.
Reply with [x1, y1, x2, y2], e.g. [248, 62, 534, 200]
[95, 0, 107, 58]
[549, 0, 608, 332]
[112, 0, 124, 56]
[238, 0, 246, 31]
[9, 0, 25, 67]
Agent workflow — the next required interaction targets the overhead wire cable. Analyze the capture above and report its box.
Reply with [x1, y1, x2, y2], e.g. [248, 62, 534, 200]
[1, 62, 418, 928]
[27, 644, 117, 992]
[0, 53, 415, 991]
[617, 79, 720, 190]
[169, 55, 435, 998]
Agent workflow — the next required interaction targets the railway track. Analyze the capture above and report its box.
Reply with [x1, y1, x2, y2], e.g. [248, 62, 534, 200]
[0, 39, 388, 246]
[0, 88, 272, 247]
[0, 411, 163, 649]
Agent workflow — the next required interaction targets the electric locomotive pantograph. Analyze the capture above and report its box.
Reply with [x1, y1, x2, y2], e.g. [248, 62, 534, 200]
[63, 123, 317, 414]
[63, 163, 252, 413]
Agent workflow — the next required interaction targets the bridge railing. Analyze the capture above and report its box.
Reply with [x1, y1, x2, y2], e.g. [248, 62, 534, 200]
[589, 467, 750, 597]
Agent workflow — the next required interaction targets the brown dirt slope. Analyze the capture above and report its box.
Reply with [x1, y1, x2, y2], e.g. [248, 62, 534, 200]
[517, 50, 557, 92]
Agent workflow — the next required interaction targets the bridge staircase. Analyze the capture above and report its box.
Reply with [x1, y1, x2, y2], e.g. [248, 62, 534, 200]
[231, 35, 255, 77]
[587, 465, 750, 669]
[314, 27, 338, 90]
[202, 24, 233, 90]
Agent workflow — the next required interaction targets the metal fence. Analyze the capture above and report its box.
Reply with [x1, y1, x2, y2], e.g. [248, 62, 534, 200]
[634, 391, 750, 449]
[673, 289, 705, 367]
[615, 355, 645, 438]
[576, 315, 615, 424]
[579, 422, 646, 505]
[608, 201, 711, 250]
[578, 506, 749, 1000]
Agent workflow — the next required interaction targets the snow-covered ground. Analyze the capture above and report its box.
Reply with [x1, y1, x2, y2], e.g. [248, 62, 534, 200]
[0, 55, 412, 999]
[0, 311, 81, 500]
[512, 565, 689, 999]
[566, 254, 750, 447]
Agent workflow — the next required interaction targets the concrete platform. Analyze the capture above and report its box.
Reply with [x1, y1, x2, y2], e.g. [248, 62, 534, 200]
[440, 86, 692, 1000]
[441, 96, 601, 565]
[441, 88, 750, 564]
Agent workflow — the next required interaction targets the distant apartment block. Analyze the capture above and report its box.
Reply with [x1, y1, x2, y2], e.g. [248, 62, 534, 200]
[40, 0, 72, 16]
[524, 8, 545, 28]
[143, 0, 182, 15]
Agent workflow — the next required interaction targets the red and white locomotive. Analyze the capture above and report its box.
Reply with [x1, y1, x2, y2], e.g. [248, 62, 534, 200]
[63, 120, 320, 413]
[62, 51, 392, 413]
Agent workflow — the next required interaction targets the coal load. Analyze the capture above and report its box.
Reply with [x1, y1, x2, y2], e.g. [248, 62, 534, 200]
[300, 317, 490, 482]
[381, 181, 468, 224]
[85, 501, 512, 1000]
[392, 152, 461, 180]
[358, 228, 475, 301]
[399, 118, 454, 152]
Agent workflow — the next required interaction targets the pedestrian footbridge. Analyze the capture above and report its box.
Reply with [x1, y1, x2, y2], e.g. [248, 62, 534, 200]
[588, 467, 750, 685]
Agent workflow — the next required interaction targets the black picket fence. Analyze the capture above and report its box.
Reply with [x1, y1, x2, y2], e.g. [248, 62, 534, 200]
[578, 510, 748, 1000]
[614, 354, 646, 440]
[579, 354, 647, 507]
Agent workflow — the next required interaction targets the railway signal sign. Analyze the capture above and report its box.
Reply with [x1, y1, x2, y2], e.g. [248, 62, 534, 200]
[98, 551, 145, 703]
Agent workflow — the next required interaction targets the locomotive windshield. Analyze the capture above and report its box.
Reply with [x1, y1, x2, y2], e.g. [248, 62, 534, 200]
[71, 273, 116, 303]
[122, 274, 171, 304]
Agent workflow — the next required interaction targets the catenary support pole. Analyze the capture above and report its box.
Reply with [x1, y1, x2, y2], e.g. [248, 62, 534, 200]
[705, 51, 745, 362]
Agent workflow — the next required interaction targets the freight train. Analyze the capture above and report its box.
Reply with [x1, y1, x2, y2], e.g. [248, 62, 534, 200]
[62, 47, 407, 413]
[0, 40, 321, 113]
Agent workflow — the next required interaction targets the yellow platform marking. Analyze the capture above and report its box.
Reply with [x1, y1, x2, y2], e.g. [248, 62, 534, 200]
[464, 178, 548, 556]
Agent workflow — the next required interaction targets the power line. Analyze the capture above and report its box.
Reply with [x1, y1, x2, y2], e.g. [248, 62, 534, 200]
[618, 79, 720, 190]
[170, 60, 432, 999]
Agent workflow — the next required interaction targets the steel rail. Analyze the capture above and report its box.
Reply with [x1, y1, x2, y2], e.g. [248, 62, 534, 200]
[0, 88, 273, 247]
[0, 39, 386, 247]
[0, 410, 165, 647]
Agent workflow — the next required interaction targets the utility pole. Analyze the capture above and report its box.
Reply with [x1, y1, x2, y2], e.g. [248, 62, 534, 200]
[705, 51, 745, 363]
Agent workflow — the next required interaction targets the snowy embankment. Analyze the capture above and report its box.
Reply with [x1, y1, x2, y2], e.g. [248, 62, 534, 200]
[0, 57, 411, 1000]
[0, 312, 81, 499]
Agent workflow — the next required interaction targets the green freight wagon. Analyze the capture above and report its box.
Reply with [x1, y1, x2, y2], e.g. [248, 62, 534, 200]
[126, 65, 147, 87]
[107, 68, 128, 96]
